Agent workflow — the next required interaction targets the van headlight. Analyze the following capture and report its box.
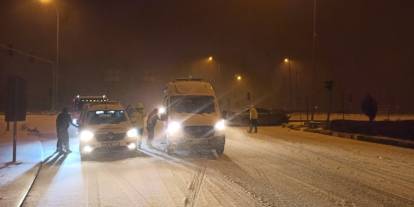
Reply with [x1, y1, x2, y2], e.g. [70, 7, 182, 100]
[167, 121, 181, 135]
[127, 128, 139, 137]
[80, 130, 94, 142]
[214, 119, 226, 131]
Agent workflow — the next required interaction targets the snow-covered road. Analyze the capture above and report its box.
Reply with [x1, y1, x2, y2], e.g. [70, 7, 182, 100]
[22, 126, 414, 207]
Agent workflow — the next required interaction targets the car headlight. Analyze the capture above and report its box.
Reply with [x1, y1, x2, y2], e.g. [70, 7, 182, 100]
[127, 128, 139, 137]
[158, 106, 166, 115]
[215, 119, 226, 131]
[127, 143, 136, 150]
[167, 121, 181, 134]
[80, 130, 94, 142]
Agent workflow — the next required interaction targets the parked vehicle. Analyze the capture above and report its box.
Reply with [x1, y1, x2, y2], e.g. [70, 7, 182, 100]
[225, 108, 289, 126]
[77, 102, 141, 160]
[154, 78, 226, 155]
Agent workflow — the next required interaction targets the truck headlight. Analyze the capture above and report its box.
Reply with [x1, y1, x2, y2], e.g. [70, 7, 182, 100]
[127, 128, 139, 137]
[167, 121, 181, 135]
[215, 119, 226, 131]
[80, 130, 94, 142]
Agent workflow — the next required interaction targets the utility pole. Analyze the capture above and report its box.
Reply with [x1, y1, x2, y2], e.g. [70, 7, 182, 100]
[310, 0, 318, 121]
[325, 81, 334, 123]
[288, 60, 293, 111]
[54, 5, 60, 112]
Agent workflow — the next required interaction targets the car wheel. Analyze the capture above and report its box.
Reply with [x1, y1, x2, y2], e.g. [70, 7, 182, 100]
[80, 153, 89, 161]
[216, 144, 225, 155]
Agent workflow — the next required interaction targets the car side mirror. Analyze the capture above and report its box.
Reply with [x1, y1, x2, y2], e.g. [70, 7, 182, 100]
[158, 113, 167, 121]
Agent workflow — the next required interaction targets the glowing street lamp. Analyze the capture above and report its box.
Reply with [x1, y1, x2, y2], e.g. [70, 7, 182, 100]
[236, 75, 242, 81]
[284, 58, 289, 63]
[39, 0, 52, 4]
[208, 56, 213, 62]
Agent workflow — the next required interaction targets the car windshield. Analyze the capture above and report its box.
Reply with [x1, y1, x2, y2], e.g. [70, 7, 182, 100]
[170, 96, 215, 114]
[87, 110, 127, 125]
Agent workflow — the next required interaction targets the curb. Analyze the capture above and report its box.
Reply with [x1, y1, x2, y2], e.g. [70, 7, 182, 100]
[17, 138, 47, 207]
[287, 125, 414, 149]
[17, 162, 43, 207]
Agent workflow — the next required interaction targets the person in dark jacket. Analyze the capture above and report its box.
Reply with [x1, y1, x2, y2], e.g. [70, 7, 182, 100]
[56, 107, 76, 153]
[146, 108, 159, 147]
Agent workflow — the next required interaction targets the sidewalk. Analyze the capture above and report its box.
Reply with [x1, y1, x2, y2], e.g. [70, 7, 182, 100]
[0, 115, 56, 207]
[0, 133, 43, 207]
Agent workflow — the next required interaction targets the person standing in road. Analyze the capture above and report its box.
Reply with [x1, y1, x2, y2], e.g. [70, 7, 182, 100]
[146, 108, 159, 147]
[248, 105, 258, 133]
[127, 103, 146, 136]
[56, 107, 76, 153]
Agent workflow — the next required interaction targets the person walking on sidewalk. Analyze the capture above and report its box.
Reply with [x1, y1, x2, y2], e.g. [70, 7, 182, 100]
[56, 107, 76, 153]
[248, 105, 258, 133]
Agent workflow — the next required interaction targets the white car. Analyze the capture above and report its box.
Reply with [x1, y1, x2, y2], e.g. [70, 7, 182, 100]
[155, 79, 226, 155]
[78, 103, 141, 160]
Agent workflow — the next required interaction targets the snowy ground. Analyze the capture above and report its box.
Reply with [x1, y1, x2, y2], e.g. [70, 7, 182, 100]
[1, 115, 414, 207]
[0, 115, 56, 207]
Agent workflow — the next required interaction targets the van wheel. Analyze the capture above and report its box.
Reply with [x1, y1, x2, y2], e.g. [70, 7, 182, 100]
[137, 141, 142, 149]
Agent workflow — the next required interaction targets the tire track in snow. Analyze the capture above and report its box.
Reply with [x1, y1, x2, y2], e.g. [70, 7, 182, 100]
[228, 128, 414, 206]
[140, 147, 270, 206]
[98, 162, 153, 206]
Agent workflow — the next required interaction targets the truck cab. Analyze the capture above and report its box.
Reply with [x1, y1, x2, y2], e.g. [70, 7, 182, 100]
[155, 79, 226, 155]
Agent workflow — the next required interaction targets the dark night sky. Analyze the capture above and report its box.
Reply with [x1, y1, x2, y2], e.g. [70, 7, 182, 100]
[1, 0, 414, 112]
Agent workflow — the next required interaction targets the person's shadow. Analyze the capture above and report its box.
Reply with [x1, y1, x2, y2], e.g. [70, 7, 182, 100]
[25, 152, 68, 205]
[43, 151, 68, 166]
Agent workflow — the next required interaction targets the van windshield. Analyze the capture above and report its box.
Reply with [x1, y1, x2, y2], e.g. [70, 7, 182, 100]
[87, 110, 127, 125]
[170, 96, 215, 114]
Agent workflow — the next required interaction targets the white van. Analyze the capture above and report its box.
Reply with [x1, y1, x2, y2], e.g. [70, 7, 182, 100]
[78, 102, 141, 160]
[155, 79, 226, 155]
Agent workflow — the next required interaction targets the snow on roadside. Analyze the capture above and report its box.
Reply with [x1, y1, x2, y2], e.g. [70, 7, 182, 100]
[0, 115, 57, 206]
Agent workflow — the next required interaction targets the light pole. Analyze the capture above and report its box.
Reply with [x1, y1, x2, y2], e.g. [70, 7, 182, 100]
[284, 58, 293, 111]
[311, 0, 318, 121]
[39, 0, 60, 111]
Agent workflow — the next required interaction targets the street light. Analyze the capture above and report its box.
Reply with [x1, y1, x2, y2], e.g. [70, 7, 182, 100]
[208, 56, 213, 62]
[39, 0, 60, 111]
[284, 58, 289, 63]
[236, 74, 242, 81]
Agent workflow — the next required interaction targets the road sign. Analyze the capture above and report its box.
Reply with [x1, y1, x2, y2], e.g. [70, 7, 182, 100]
[5, 76, 27, 163]
[5, 76, 27, 122]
